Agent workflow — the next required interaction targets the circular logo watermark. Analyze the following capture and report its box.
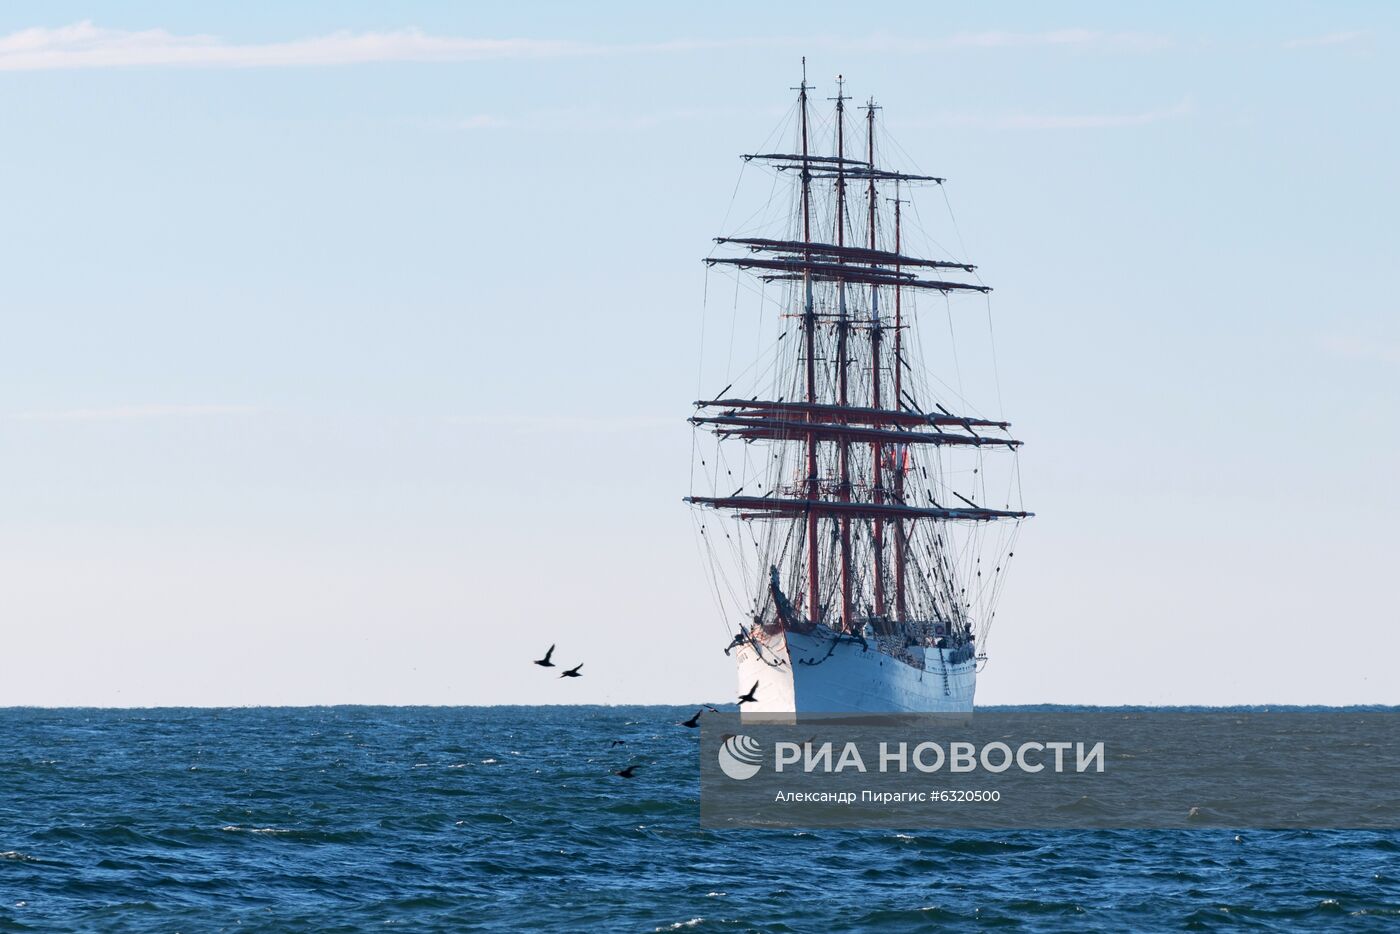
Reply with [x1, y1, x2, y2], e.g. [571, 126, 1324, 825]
[718, 734, 763, 780]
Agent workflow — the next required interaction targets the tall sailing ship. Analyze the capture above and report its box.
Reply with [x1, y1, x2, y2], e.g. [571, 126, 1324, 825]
[686, 65, 1031, 714]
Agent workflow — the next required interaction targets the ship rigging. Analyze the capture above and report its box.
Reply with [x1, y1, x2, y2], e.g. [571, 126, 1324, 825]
[687, 63, 1030, 713]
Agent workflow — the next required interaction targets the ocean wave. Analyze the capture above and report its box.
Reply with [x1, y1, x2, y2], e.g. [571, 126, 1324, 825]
[0, 705, 1394, 931]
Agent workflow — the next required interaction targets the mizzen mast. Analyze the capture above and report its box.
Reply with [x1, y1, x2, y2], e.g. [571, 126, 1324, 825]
[891, 186, 908, 621]
[831, 75, 853, 633]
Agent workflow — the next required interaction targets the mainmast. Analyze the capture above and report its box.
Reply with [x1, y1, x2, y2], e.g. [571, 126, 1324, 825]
[798, 59, 821, 627]
[865, 98, 886, 624]
[832, 75, 853, 633]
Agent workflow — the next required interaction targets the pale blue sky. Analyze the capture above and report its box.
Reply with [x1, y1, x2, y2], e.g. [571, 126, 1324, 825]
[1, 3, 1396, 705]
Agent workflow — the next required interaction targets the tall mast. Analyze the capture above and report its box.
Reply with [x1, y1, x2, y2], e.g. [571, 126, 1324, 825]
[892, 184, 907, 622]
[798, 59, 821, 627]
[832, 75, 853, 633]
[865, 99, 886, 622]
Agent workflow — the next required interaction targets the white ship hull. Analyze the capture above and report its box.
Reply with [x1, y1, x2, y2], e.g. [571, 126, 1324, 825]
[734, 627, 976, 716]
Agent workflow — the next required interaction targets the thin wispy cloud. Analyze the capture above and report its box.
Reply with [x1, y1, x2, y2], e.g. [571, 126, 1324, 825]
[685, 29, 1172, 54]
[448, 414, 674, 434]
[7, 404, 257, 422]
[902, 98, 1193, 131]
[462, 98, 1190, 133]
[1282, 31, 1365, 50]
[940, 28, 1170, 51]
[0, 22, 1172, 71]
[1320, 335, 1400, 366]
[0, 22, 584, 70]
[457, 106, 784, 132]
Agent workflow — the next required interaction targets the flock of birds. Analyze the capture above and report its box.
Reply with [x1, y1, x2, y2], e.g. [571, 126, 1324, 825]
[532, 644, 582, 679]
[533, 644, 761, 778]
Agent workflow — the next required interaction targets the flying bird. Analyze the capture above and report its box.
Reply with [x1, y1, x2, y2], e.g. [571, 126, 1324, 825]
[560, 663, 583, 678]
[608, 739, 627, 748]
[737, 681, 759, 705]
[614, 764, 638, 778]
[680, 710, 703, 729]
[533, 644, 556, 667]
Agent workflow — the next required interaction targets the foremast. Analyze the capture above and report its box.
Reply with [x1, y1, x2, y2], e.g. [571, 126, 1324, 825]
[797, 61, 821, 629]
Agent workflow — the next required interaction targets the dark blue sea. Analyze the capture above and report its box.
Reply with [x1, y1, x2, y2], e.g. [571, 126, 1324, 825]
[1, 706, 1396, 932]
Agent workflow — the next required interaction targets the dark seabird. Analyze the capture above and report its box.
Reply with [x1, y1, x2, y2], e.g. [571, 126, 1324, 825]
[533, 644, 556, 667]
[737, 680, 759, 705]
[559, 663, 583, 678]
[609, 739, 627, 748]
[615, 764, 638, 778]
[680, 710, 703, 729]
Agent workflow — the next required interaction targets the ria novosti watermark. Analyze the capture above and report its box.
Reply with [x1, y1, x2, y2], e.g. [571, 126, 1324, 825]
[699, 711, 1400, 829]
[769, 737, 1105, 775]
[719, 734, 1104, 780]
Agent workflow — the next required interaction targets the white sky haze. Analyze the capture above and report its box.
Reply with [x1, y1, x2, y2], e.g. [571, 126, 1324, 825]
[2, 2, 1396, 706]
